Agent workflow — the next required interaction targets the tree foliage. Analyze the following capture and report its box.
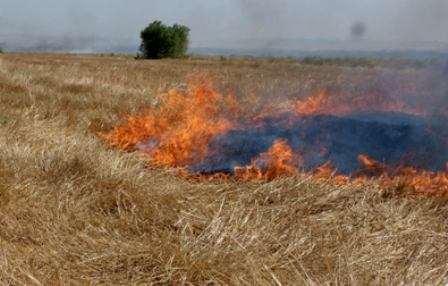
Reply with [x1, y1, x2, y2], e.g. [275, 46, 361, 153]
[139, 21, 190, 59]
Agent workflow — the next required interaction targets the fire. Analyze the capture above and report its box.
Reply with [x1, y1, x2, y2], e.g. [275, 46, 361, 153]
[234, 139, 298, 181]
[353, 154, 448, 196]
[407, 171, 448, 195]
[295, 90, 423, 117]
[357, 154, 387, 176]
[313, 162, 350, 184]
[295, 90, 334, 116]
[100, 77, 448, 196]
[384, 167, 448, 196]
[310, 155, 448, 196]
[100, 78, 235, 168]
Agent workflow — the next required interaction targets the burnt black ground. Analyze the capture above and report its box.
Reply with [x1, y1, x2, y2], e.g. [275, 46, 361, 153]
[191, 112, 448, 174]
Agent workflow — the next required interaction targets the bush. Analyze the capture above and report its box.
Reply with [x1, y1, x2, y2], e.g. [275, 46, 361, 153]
[0, 47, 3, 53]
[139, 21, 190, 59]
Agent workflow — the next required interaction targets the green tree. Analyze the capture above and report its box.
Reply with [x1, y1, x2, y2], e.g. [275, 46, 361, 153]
[139, 21, 190, 59]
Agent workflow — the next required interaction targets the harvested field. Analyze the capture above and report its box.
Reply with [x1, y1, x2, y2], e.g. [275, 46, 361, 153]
[0, 53, 447, 285]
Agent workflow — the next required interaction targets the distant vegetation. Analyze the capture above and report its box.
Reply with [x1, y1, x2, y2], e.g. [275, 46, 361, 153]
[300, 56, 437, 69]
[0, 47, 3, 53]
[139, 21, 190, 59]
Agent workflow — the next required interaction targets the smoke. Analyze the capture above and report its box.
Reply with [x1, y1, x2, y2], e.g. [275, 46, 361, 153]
[390, 1, 448, 43]
[234, 0, 290, 38]
[350, 22, 366, 39]
[419, 59, 448, 115]
[1, 0, 448, 51]
[191, 113, 448, 174]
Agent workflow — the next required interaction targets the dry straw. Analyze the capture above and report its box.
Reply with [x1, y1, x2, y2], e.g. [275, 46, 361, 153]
[0, 53, 446, 285]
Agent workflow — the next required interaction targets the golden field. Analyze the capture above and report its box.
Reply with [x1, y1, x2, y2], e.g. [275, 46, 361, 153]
[0, 52, 447, 285]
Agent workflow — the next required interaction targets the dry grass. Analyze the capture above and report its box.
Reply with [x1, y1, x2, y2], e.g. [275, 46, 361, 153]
[0, 52, 447, 285]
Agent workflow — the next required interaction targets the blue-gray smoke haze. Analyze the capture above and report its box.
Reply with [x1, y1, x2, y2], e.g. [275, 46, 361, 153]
[1, 0, 448, 51]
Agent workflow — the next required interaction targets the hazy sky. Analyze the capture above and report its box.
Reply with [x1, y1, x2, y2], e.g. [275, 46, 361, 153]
[1, 0, 447, 47]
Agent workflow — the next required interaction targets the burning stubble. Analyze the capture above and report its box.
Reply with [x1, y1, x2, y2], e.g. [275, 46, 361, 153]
[101, 73, 448, 195]
[2, 53, 448, 285]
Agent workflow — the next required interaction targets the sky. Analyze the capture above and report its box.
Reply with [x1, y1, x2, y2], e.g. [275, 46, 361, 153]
[1, 0, 448, 49]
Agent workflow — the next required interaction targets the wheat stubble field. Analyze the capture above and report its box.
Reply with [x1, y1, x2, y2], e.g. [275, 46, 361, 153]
[0, 53, 447, 285]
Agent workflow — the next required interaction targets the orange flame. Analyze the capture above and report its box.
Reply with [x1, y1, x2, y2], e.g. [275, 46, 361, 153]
[391, 166, 448, 196]
[308, 155, 448, 196]
[354, 155, 448, 196]
[313, 162, 350, 184]
[100, 78, 235, 168]
[234, 139, 298, 181]
[295, 90, 423, 117]
[100, 77, 448, 196]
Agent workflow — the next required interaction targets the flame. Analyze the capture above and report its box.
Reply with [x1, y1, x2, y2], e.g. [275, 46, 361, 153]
[308, 155, 448, 196]
[295, 90, 334, 116]
[100, 78, 235, 168]
[100, 77, 448, 196]
[354, 154, 448, 196]
[295, 90, 423, 117]
[357, 154, 387, 176]
[313, 162, 350, 184]
[234, 139, 298, 181]
[390, 167, 448, 196]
